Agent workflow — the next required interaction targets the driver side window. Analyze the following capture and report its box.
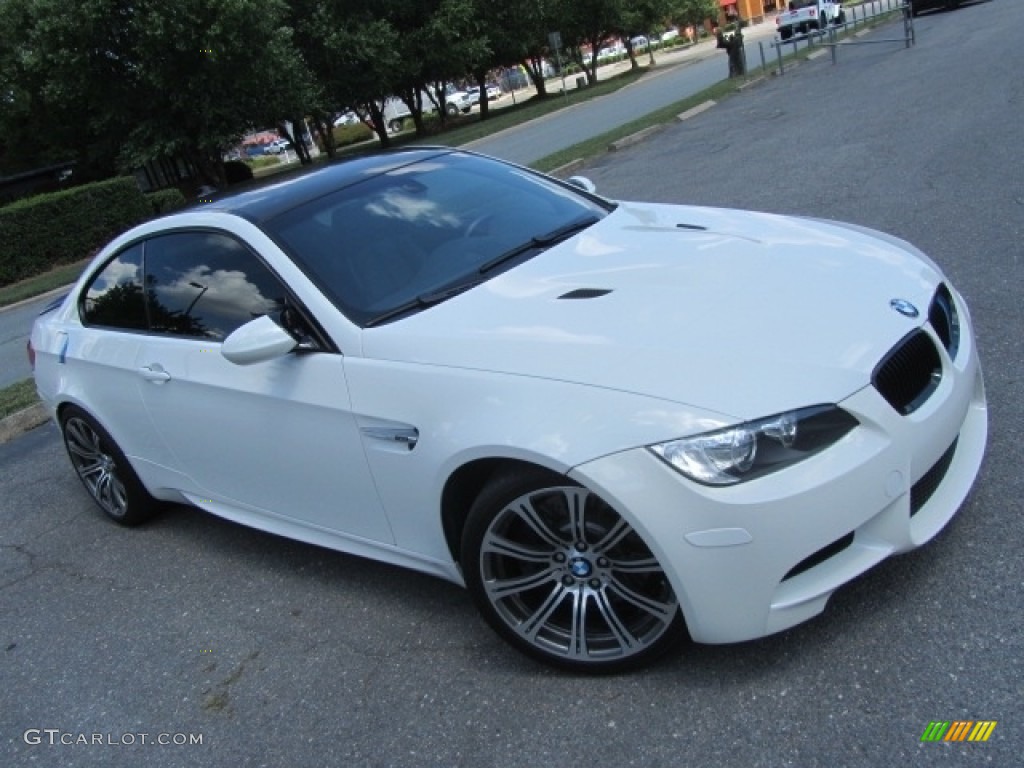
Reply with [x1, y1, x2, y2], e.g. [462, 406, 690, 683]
[142, 231, 288, 340]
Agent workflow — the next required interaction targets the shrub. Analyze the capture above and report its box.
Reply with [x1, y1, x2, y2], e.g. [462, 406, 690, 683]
[333, 121, 375, 147]
[0, 177, 151, 287]
[146, 188, 187, 215]
[224, 160, 254, 184]
[245, 156, 280, 170]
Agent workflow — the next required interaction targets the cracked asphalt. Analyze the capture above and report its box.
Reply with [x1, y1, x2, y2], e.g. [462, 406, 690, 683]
[2, 2, 1021, 766]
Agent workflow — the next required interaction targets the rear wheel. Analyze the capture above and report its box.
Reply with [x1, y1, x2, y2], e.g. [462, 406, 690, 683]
[462, 468, 686, 672]
[60, 405, 161, 526]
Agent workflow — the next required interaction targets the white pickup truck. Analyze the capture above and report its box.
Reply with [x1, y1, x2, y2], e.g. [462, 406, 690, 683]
[776, 0, 846, 41]
[379, 86, 474, 133]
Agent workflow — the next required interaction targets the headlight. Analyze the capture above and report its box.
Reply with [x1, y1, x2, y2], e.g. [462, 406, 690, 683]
[649, 405, 858, 486]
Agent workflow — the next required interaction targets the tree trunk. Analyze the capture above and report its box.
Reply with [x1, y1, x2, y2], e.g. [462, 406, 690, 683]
[524, 57, 548, 97]
[624, 39, 639, 70]
[311, 112, 336, 159]
[473, 68, 489, 120]
[363, 103, 390, 148]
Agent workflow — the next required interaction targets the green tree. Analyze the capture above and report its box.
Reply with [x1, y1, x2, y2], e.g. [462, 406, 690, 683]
[294, 0, 404, 148]
[618, 0, 675, 69]
[1, 0, 314, 187]
[558, 0, 626, 85]
[670, 0, 719, 38]
[0, 0, 138, 180]
[122, 0, 313, 185]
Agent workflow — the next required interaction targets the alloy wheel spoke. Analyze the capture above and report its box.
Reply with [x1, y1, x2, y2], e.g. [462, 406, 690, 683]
[592, 517, 633, 555]
[510, 497, 569, 549]
[76, 459, 105, 481]
[567, 590, 589, 657]
[67, 421, 100, 456]
[96, 471, 114, 510]
[66, 438, 99, 462]
[564, 487, 588, 544]
[485, 566, 557, 599]
[520, 583, 570, 640]
[607, 556, 664, 574]
[481, 530, 552, 564]
[607, 575, 675, 622]
[593, 589, 641, 652]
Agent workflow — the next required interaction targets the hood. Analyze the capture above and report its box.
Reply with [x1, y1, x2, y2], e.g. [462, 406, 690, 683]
[361, 202, 942, 420]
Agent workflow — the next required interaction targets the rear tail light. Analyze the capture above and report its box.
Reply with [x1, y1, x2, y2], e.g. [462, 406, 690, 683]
[27, 339, 35, 370]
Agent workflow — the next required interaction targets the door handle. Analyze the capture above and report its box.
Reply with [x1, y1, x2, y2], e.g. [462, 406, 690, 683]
[137, 365, 172, 382]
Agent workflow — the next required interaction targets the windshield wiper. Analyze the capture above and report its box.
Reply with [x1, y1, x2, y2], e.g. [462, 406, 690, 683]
[364, 279, 484, 327]
[478, 214, 601, 275]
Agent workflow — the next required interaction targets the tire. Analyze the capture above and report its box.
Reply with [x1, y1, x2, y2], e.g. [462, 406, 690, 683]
[60, 405, 161, 526]
[446, 103, 459, 116]
[388, 119, 403, 134]
[461, 468, 686, 672]
[780, 27, 793, 41]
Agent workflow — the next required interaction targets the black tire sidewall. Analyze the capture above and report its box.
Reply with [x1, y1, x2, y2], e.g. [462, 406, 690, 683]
[461, 467, 686, 672]
[59, 405, 159, 526]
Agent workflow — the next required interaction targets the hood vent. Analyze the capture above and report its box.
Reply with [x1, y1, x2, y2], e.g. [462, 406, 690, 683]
[558, 288, 612, 300]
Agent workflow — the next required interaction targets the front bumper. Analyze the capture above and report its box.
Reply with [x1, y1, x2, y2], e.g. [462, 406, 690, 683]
[570, 324, 987, 645]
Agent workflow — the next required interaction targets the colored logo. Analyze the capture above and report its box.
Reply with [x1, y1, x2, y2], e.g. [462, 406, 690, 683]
[921, 720, 997, 742]
[890, 298, 919, 318]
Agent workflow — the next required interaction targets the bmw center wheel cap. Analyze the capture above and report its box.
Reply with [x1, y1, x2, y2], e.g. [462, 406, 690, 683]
[890, 298, 919, 318]
[569, 557, 592, 578]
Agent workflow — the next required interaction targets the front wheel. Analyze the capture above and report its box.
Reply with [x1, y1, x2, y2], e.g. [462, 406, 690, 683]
[60, 406, 161, 526]
[462, 468, 686, 672]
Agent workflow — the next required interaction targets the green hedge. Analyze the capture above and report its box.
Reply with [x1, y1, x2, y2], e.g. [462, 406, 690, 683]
[0, 177, 151, 287]
[146, 188, 187, 215]
[332, 122, 375, 147]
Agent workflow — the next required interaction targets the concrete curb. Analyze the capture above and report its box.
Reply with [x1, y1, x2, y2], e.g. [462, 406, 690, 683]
[676, 100, 717, 122]
[609, 124, 665, 151]
[0, 402, 49, 444]
[0, 283, 72, 315]
[550, 158, 587, 178]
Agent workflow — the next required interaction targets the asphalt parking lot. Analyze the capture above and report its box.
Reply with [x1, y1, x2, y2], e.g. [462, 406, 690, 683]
[2, 2, 1021, 766]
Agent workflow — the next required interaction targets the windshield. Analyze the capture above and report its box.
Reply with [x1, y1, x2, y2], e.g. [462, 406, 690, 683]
[266, 152, 611, 326]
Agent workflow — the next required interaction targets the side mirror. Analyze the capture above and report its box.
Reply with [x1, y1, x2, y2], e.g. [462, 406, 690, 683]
[566, 176, 597, 194]
[221, 315, 297, 365]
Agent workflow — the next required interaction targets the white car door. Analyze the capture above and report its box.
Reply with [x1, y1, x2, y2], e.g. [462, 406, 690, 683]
[131, 229, 394, 544]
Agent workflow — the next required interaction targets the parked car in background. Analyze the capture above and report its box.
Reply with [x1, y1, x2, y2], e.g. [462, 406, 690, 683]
[485, 83, 502, 101]
[442, 84, 474, 115]
[265, 139, 292, 154]
[333, 111, 359, 127]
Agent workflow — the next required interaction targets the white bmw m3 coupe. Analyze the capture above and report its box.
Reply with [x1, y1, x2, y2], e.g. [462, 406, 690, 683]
[30, 148, 987, 671]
